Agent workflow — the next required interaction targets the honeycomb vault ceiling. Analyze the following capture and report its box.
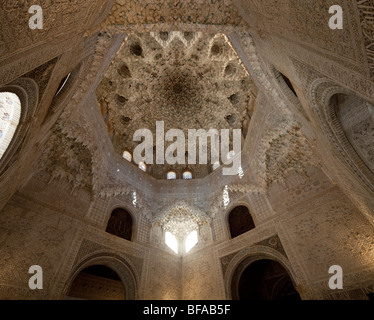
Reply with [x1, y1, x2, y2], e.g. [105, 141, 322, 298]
[96, 31, 258, 179]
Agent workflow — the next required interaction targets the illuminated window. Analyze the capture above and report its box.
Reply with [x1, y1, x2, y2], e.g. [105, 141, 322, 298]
[167, 171, 176, 180]
[0, 92, 21, 160]
[213, 161, 220, 171]
[165, 232, 178, 254]
[139, 161, 146, 172]
[123, 151, 132, 162]
[183, 171, 192, 180]
[185, 230, 198, 253]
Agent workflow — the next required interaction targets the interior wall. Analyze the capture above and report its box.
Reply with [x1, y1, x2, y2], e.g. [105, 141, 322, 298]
[0, 0, 373, 300]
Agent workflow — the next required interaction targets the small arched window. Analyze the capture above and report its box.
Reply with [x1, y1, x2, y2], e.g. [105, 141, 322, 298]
[228, 206, 255, 239]
[167, 171, 176, 180]
[185, 230, 198, 253]
[123, 151, 132, 162]
[165, 232, 178, 254]
[139, 161, 146, 172]
[0, 92, 21, 159]
[106, 208, 133, 241]
[183, 171, 192, 180]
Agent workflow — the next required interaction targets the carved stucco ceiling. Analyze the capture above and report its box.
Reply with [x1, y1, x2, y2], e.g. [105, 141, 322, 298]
[96, 32, 258, 179]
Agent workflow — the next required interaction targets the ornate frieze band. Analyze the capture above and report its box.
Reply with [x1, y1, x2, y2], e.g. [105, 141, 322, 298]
[357, 0, 374, 79]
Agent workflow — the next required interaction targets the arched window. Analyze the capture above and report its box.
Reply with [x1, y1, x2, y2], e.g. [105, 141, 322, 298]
[122, 151, 132, 162]
[183, 171, 192, 180]
[106, 208, 133, 241]
[0, 92, 21, 159]
[165, 232, 178, 254]
[228, 206, 255, 238]
[167, 171, 176, 180]
[138, 161, 146, 172]
[185, 230, 198, 253]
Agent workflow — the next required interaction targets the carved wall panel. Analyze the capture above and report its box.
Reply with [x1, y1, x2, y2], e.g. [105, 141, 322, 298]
[0, 195, 79, 299]
[283, 191, 374, 283]
[182, 250, 223, 300]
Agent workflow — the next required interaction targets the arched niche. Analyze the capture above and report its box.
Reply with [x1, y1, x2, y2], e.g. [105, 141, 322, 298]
[330, 93, 374, 174]
[228, 205, 255, 239]
[106, 208, 134, 241]
[67, 264, 126, 300]
[224, 246, 301, 300]
[237, 259, 301, 300]
[64, 254, 138, 300]
[310, 79, 374, 192]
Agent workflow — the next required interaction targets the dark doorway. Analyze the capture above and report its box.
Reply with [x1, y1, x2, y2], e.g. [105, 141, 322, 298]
[229, 206, 255, 238]
[238, 259, 301, 300]
[67, 265, 125, 300]
[106, 208, 133, 241]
